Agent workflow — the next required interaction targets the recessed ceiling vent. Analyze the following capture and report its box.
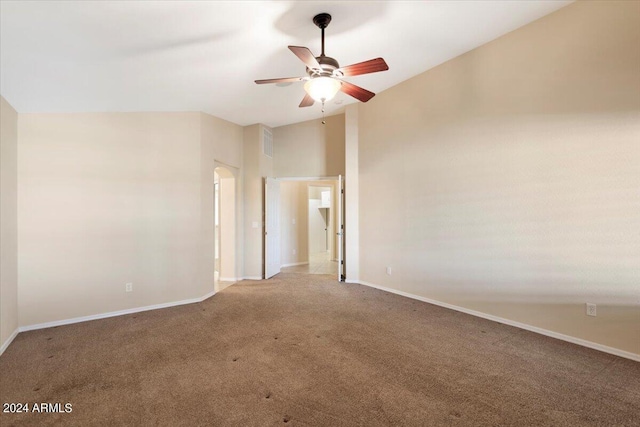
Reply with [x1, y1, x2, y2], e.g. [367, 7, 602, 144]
[263, 127, 273, 158]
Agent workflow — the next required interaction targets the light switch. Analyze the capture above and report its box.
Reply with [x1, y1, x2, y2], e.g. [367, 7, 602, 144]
[252, 221, 259, 229]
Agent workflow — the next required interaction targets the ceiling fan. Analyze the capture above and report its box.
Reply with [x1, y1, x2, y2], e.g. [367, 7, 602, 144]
[255, 13, 389, 109]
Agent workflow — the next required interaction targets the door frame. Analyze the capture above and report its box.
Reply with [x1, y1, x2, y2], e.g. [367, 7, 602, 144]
[264, 177, 281, 279]
[263, 176, 345, 282]
[213, 162, 239, 290]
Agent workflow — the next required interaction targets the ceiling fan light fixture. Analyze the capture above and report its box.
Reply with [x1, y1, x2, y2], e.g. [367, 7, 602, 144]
[304, 77, 341, 103]
[255, 13, 388, 107]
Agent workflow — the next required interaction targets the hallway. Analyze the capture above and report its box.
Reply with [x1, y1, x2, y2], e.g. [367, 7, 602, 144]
[281, 252, 337, 275]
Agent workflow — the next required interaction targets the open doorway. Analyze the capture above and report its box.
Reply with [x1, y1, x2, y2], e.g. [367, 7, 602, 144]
[214, 165, 237, 292]
[277, 178, 341, 277]
[307, 185, 335, 274]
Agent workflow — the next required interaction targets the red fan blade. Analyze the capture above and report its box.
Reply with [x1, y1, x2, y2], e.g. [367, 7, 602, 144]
[340, 80, 375, 103]
[289, 46, 321, 70]
[299, 93, 314, 108]
[255, 76, 306, 84]
[337, 58, 388, 77]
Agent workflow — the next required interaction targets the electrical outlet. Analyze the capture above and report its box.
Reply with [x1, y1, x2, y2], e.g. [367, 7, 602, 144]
[586, 303, 596, 317]
[292, 218, 296, 225]
[386, 267, 392, 275]
[125, 283, 133, 293]
[292, 249, 296, 255]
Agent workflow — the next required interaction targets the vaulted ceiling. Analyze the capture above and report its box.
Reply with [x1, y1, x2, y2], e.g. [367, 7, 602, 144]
[0, 1, 572, 127]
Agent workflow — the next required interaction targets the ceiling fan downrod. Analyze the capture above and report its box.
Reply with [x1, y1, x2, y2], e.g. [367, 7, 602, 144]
[313, 13, 332, 57]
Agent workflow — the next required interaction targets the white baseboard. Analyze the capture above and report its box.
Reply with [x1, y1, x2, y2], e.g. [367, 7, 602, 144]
[356, 280, 640, 362]
[281, 262, 309, 268]
[242, 276, 263, 280]
[218, 277, 239, 282]
[19, 289, 217, 333]
[0, 328, 19, 356]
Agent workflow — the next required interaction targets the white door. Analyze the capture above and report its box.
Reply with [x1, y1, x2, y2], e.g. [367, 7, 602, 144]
[337, 175, 345, 282]
[264, 177, 281, 279]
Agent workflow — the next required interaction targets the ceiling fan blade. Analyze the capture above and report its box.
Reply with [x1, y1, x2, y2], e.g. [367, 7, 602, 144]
[337, 58, 389, 77]
[340, 80, 375, 103]
[255, 76, 306, 84]
[289, 46, 321, 70]
[299, 93, 315, 108]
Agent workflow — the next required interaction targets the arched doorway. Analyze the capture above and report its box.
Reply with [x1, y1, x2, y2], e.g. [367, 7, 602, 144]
[214, 165, 237, 292]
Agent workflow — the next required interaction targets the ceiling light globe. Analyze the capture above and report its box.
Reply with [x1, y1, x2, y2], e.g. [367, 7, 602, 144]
[304, 77, 341, 103]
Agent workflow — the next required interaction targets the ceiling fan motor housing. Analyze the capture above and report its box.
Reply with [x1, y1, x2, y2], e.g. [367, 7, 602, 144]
[309, 55, 340, 78]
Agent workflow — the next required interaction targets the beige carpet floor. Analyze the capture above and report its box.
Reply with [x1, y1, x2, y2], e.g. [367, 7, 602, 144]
[1, 273, 639, 426]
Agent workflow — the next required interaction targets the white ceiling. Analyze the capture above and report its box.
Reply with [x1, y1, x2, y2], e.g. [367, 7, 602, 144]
[0, 1, 572, 128]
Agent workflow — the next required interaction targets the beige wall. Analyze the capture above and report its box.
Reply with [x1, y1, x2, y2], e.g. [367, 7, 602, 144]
[273, 114, 345, 178]
[1, 96, 19, 350]
[200, 113, 243, 290]
[17, 112, 243, 327]
[279, 181, 309, 266]
[358, 0, 640, 355]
